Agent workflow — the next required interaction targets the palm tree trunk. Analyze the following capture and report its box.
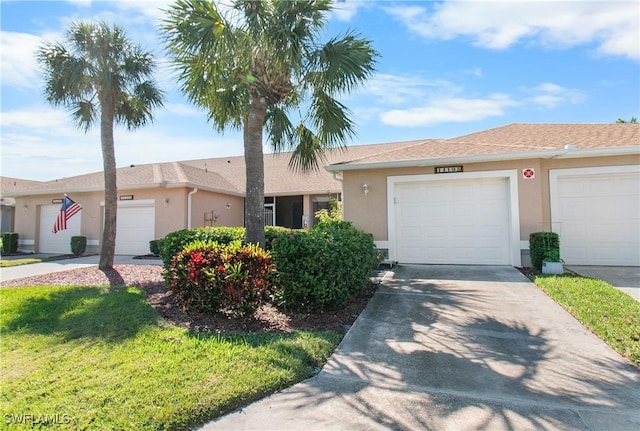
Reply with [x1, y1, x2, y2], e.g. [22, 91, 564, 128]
[99, 100, 118, 270]
[244, 96, 267, 248]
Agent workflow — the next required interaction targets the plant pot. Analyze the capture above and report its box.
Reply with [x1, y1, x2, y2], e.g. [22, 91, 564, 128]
[542, 261, 563, 274]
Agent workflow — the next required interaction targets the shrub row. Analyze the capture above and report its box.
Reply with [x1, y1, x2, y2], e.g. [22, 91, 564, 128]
[1, 232, 18, 254]
[529, 232, 560, 270]
[162, 222, 377, 314]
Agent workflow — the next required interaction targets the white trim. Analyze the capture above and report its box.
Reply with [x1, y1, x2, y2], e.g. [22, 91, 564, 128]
[520, 240, 530, 251]
[18, 239, 35, 245]
[87, 240, 99, 246]
[100, 199, 155, 208]
[387, 170, 521, 266]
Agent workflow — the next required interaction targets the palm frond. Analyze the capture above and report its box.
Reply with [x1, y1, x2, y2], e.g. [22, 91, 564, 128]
[307, 30, 378, 94]
[288, 123, 327, 172]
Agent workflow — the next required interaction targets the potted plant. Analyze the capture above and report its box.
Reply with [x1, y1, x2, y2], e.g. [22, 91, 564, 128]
[542, 249, 563, 274]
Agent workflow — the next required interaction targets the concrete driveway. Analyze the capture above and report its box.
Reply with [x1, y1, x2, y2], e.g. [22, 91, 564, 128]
[201, 265, 640, 431]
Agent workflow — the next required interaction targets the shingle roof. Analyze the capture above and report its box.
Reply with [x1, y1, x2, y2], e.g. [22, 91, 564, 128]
[1, 142, 411, 197]
[1, 161, 242, 196]
[5, 123, 637, 197]
[1, 176, 43, 194]
[180, 141, 413, 195]
[328, 123, 640, 168]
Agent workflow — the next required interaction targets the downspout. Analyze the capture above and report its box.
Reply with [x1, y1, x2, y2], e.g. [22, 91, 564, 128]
[187, 188, 198, 229]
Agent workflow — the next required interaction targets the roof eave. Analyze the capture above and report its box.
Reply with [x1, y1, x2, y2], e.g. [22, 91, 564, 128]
[325, 146, 640, 172]
[3, 181, 245, 198]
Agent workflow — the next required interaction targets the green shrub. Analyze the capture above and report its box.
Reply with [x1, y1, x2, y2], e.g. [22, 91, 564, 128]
[264, 225, 294, 250]
[271, 220, 376, 310]
[1, 232, 18, 254]
[165, 240, 275, 316]
[159, 226, 245, 266]
[314, 199, 342, 222]
[70, 236, 87, 257]
[149, 239, 162, 256]
[529, 232, 560, 270]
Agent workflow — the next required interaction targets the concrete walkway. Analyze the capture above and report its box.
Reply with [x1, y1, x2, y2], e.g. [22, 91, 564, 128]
[201, 265, 640, 431]
[0, 255, 161, 283]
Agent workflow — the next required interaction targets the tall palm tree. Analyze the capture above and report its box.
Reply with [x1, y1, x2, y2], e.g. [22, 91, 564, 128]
[37, 21, 164, 270]
[163, 0, 378, 246]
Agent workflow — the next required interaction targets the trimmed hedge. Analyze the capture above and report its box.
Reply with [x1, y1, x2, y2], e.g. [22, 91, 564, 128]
[529, 232, 560, 270]
[70, 236, 87, 257]
[1, 232, 18, 254]
[165, 240, 275, 316]
[271, 220, 377, 310]
[149, 240, 162, 256]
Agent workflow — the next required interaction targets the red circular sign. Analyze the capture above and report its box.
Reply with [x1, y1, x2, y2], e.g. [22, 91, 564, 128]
[523, 168, 535, 179]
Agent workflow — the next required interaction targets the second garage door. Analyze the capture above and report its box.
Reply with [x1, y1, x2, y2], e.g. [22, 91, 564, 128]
[551, 166, 640, 266]
[393, 176, 512, 265]
[114, 200, 155, 256]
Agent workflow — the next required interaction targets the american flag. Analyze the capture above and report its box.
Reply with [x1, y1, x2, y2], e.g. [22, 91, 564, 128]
[52, 196, 82, 233]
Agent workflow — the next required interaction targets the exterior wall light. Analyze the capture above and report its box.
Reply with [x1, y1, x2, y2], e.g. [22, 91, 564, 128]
[362, 183, 369, 197]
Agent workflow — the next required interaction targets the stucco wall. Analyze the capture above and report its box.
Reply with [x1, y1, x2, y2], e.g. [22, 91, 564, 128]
[341, 155, 640, 246]
[12, 187, 246, 254]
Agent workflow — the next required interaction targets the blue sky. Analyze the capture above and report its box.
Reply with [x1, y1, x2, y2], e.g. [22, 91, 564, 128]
[1, 0, 638, 181]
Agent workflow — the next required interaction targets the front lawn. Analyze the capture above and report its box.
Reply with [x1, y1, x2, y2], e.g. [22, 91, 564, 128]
[0, 285, 341, 430]
[0, 258, 45, 267]
[532, 274, 640, 367]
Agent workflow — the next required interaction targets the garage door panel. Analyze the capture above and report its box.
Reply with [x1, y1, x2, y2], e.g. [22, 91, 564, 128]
[395, 177, 511, 265]
[114, 204, 155, 256]
[553, 169, 640, 266]
[39, 204, 82, 253]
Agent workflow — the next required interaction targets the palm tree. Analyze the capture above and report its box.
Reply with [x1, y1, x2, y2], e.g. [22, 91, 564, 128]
[37, 21, 164, 270]
[163, 0, 378, 246]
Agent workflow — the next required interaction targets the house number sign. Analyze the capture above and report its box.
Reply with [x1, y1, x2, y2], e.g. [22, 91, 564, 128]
[435, 166, 463, 174]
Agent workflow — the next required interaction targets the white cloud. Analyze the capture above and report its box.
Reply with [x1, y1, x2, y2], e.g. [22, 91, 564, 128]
[380, 93, 518, 127]
[0, 108, 72, 131]
[385, 1, 639, 60]
[0, 32, 45, 89]
[363, 73, 454, 105]
[331, 0, 367, 22]
[162, 103, 203, 117]
[527, 82, 587, 108]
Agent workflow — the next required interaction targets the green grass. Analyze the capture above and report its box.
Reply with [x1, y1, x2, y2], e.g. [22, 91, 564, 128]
[0, 285, 341, 430]
[532, 274, 640, 366]
[0, 255, 77, 267]
[0, 258, 46, 267]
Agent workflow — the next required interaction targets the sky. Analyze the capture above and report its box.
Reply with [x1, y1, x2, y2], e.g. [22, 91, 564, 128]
[1, 0, 638, 182]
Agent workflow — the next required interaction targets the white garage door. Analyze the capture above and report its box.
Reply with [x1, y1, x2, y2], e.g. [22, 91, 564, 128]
[551, 167, 640, 266]
[39, 204, 81, 253]
[114, 201, 155, 256]
[393, 177, 512, 265]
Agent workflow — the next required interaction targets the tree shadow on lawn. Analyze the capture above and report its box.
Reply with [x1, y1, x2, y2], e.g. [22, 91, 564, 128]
[2, 285, 159, 342]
